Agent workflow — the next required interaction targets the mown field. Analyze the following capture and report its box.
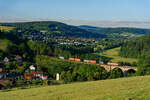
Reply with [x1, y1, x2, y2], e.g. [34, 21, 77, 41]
[0, 39, 12, 51]
[0, 26, 14, 32]
[101, 47, 137, 63]
[1, 76, 150, 100]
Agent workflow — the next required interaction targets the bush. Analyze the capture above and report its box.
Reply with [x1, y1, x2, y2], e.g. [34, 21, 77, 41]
[109, 67, 124, 79]
[2, 80, 11, 89]
[16, 80, 24, 87]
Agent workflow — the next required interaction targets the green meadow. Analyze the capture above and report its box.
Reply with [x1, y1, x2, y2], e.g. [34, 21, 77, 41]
[0, 39, 13, 51]
[1, 76, 150, 100]
[0, 26, 14, 32]
[100, 47, 137, 63]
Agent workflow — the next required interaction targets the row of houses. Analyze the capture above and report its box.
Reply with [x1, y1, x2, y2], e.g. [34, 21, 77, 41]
[18, 31, 98, 45]
[1, 56, 23, 64]
[0, 65, 48, 80]
[24, 72, 48, 80]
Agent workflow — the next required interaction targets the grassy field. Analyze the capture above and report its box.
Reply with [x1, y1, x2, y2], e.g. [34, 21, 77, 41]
[1, 76, 150, 100]
[0, 39, 12, 51]
[100, 47, 137, 63]
[0, 26, 14, 32]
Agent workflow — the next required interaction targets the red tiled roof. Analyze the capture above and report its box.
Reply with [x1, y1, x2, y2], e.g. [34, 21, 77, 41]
[42, 75, 48, 77]
[24, 72, 43, 75]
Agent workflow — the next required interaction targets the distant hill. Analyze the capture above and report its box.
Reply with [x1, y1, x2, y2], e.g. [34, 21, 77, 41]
[0, 21, 106, 38]
[79, 25, 150, 34]
[1, 21, 150, 39]
[78, 25, 102, 30]
[78, 25, 150, 39]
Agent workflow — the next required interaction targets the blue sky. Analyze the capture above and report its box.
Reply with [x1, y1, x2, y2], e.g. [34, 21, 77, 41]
[0, 0, 150, 28]
[0, 0, 150, 20]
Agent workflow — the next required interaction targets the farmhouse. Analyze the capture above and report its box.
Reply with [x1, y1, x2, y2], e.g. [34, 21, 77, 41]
[24, 72, 48, 80]
[3, 57, 9, 63]
[15, 55, 23, 63]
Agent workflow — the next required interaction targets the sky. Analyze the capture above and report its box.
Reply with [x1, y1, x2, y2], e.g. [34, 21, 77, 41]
[0, 0, 150, 28]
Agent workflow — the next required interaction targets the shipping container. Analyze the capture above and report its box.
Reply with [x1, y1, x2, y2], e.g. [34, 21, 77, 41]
[74, 58, 81, 62]
[100, 61, 104, 64]
[90, 60, 96, 64]
[84, 59, 90, 63]
[107, 62, 119, 66]
[69, 58, 75, 61]
[59, 56, 65, 60]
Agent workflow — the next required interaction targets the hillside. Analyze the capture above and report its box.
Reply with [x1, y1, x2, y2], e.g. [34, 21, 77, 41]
[119, 33, 150, 58]
[0, 21, 106, 38]
[0, 26, 14, 32]
[1, 21, 150, 39]
[1, 76, 150, 100]
[79, 25, 150, 39]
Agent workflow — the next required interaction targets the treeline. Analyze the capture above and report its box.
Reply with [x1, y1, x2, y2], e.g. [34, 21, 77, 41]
[119, 34, 150, 58]
[95, 38, 123, 52]
[79, 25, 150, 35]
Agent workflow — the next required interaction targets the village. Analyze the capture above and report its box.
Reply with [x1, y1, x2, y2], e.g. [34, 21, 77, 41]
[17, 31, 97, 45]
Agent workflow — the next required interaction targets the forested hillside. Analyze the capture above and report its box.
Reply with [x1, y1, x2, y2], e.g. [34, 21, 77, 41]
[1, 21, 150, 39]
[0, 21, 106, 38]
[119, 34, 150, 58]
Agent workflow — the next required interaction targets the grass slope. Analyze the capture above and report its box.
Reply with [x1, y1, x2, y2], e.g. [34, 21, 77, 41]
[101, 47, 137, 63]
[1, 76, 150, 100]
[0, 39, 12, 51]
[0, 26, 14, 32]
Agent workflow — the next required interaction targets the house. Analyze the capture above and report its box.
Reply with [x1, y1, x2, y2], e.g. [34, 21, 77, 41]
[24, 73, 33, 80]
[33, 72, 43, 77]
[40, 75, 48, 80]
[17, 66, 24, 69]
[15, 55, 23, 63]
[24, 72, 48, 80]
[3, 57, 9, 63]
[29, 65, 36, 71]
